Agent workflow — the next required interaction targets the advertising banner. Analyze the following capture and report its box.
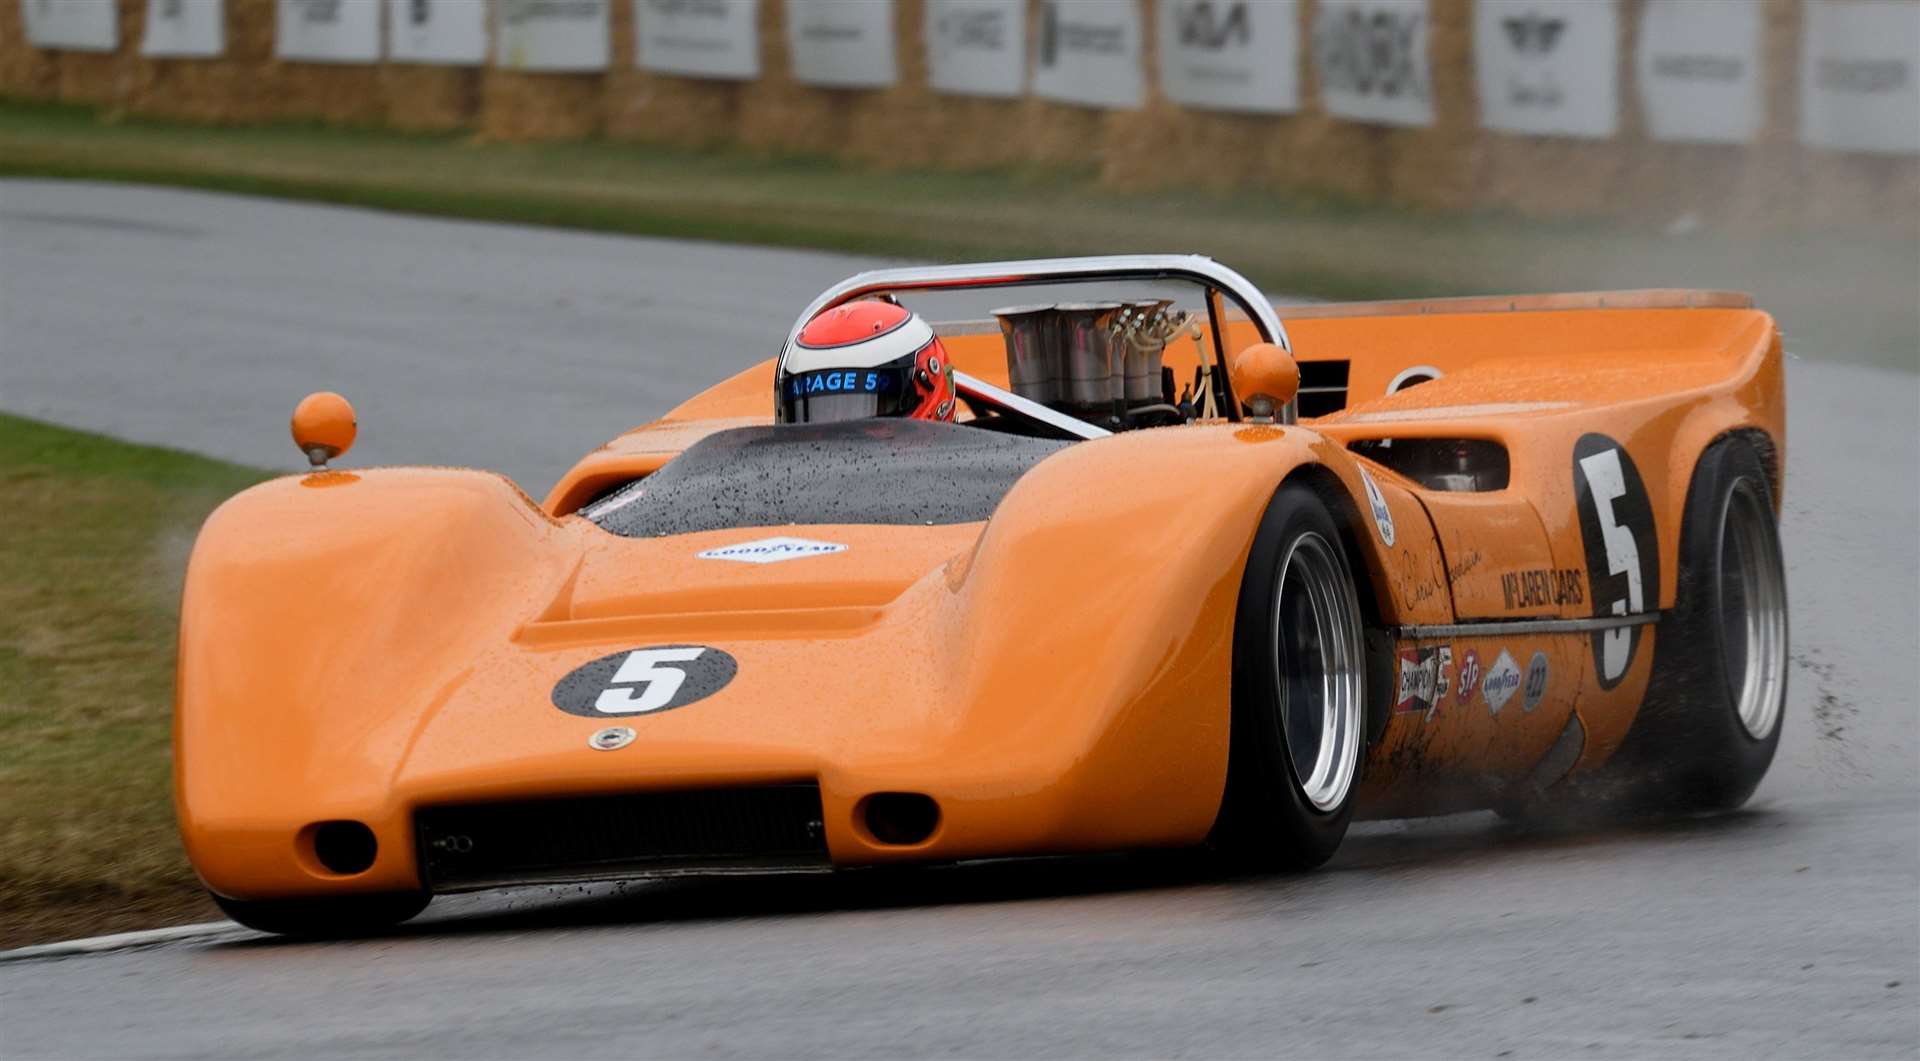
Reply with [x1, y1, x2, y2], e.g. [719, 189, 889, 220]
[276, 0, 382, 63]
[142, 0, 224, 57]
[786, 0, 896, 89]
[926, 0, 1025, 98]
[1033, 0, 1145, 109]
[1635, 0, 1763, 144]
[1801, 0, 1920, 155]
[1157, 0, 1300, 114]
[497, 0, 611, 71]
[637, 0, 759, 80]
[21, 0, 118, 51]
[1473, 0, 1618, 138]
[1312, 0, 1432, 127]
[387, 0, 488, 65]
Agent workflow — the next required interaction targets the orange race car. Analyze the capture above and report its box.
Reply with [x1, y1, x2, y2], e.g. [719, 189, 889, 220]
[175, 256, 1788, 936]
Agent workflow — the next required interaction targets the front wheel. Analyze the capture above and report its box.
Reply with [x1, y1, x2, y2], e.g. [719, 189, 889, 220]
[1210, 481, 1368, 870]
[212, 890, 430, 938]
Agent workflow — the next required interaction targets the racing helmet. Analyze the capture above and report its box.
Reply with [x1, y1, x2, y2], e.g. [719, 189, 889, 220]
[778, 301, 957, 424]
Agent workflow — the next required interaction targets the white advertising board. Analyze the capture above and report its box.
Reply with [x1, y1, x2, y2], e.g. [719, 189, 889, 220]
[925, 0, 1024, 98]
[1635, 0, 1764, 144]
[1801, 0, 1920, 155]
[497, 0, 611, 72]
[637, 0, 759, 80]
[1473, 0, 1618, 138]
[1033, 0, 1145, 109]
[276, 0, 382, 63]
[1312, 0, 1432, 127]
[143, 0, 224, 57]
[1158, 0, 1300, 114]
[387, 0, 488, 65]
[21, 0, 118, 51]
[786, 0, 896, 89]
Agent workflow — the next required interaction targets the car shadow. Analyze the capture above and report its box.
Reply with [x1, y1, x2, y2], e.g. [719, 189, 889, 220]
[210, 804, 1785, 949]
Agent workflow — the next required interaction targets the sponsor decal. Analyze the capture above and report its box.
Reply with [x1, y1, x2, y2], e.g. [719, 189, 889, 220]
[1358, 466, 1396, 546]
[697, 536, 848, 564]
[1483, 649, 1522, 715]
[1523, 650, 1550, 713]
[1455, 648, 1481, 706]
[1397, 644, 1443, 709]
[1572, 434, 1659, 690]
[552, 645, 738, 718]
[1500, 567, 1585, 610]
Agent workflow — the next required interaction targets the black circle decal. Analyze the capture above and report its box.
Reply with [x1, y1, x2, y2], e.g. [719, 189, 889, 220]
[1572, 434, 1660, 691]
[551, 645, 738, 719]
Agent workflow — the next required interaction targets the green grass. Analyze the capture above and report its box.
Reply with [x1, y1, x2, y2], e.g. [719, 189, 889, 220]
[0, 413, 271, 947]
[2, 98, 1913, 369]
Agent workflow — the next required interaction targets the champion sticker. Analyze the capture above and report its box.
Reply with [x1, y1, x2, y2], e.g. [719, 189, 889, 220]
[1456, 648, 1481, 706]
[1358, 467, 1395, 547]
[552, 645, 738, 718]
[1394, 646, 1454, 721]
[697, 536, 848, 564]
[1523, 651, 1550, 713]
[1573, 434, 1659, 690]
[1483, 649, 1522, 716]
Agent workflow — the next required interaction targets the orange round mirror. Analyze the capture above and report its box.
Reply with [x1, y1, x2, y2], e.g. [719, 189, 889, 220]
[1229, 342, 1299, 422]
[291, 391, 356, 468]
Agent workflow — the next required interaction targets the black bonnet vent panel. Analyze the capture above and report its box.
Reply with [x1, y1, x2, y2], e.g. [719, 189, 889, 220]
[585, 419, 1070, 538]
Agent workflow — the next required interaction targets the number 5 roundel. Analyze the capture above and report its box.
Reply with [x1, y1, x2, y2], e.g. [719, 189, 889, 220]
[551, 645, 738, 718]
[1572, 434, 1659, 691]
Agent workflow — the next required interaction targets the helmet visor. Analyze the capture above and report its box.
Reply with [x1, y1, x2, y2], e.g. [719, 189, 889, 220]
[781, 366, 914, 424]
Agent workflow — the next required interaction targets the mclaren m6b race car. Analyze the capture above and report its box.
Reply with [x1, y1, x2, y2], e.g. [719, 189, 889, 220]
[175, 256, 1789, 936]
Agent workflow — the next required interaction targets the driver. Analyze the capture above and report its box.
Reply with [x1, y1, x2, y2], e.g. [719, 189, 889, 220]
[777, 301, 956, 424]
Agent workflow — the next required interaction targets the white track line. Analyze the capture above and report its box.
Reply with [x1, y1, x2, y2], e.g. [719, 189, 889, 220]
[0, 921, 261, 963]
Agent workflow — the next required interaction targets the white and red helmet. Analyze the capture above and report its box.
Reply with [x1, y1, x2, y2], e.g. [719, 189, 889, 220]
[778, 301, 957, 424]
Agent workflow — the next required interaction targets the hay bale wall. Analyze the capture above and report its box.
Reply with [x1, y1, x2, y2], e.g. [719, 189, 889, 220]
[0, 0, 1911, 228]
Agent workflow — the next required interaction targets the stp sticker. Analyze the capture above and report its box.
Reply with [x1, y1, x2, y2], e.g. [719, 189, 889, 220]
[1523, 651, 1550, 713]
[698, 536, 848, 564]
[552, 645, 738, 718]
[1358, 467, 1396, 547]
[1394, 647, 1444, 717]
[1456, 649, 1482, 706]
[1573, 435, 1659, 690]
[1483, 649, 1522, 716]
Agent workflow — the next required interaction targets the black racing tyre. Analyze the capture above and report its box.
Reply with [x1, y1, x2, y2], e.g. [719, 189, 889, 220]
[1583, 435, 1789, 816]
[1210, 480, 1368, 870]
[212, 890, 430, 938]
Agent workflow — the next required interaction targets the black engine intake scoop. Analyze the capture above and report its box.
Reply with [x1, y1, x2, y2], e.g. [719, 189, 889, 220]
[584, 419, 1074, 538]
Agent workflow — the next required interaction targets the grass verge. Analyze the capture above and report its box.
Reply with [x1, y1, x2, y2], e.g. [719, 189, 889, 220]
[1, 99, 1913, 370]
[0, 413, 270, 948]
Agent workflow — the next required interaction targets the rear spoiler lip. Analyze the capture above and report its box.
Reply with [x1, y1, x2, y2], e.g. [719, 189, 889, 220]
[1277, 289, 1755, 319]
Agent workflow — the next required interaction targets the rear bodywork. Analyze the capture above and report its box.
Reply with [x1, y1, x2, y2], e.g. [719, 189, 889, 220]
[177, 285, 1782, 902]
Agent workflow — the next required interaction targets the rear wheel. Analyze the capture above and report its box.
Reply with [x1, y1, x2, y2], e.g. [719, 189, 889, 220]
[1550, 436, 1788, 819]
[212, 890, 429, 938]
[1211, 481, 1368, 869]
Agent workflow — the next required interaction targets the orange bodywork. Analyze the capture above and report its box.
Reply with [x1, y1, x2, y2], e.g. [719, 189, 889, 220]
[176, 293, 1783, 901]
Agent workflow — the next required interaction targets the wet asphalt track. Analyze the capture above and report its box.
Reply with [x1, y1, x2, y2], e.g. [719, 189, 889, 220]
[1, 181, 1916, 1058]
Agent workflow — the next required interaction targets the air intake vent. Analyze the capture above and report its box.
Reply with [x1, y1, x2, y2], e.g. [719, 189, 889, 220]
[416, 784, 829, 892]
[1297, 360, 1350, 419]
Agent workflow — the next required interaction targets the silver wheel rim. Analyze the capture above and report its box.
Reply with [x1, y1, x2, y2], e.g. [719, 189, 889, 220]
[1717, 478, 1788, 740]
[1271, 531, 1365, 812]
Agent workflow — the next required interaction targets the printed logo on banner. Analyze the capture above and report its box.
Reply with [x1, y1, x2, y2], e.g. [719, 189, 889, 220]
[277, 0, 382, 63]
[28, 0, 119, 51]
[1473, 0, 1618, 138]
[1800, 0, 1920, 156]
[387, 0, 489, 65]
[498, 0, 611, 71]
[1312, 0, 1433, 128]
[1635, 0, 1763, 144]
[1483, 649, 1522, 716]
[143, 0, 223, 57]
[1034, 0, 1146, 109]
[637, 0, 759, 80]
[1158, 0, 1300, 114]
[788, 0, 897, 88]
[926, 0, 1025, 97]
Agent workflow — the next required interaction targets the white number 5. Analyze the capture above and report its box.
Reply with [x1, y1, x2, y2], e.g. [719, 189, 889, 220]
[1579, 449, 1644, 683]
[595, 647, 707, 714]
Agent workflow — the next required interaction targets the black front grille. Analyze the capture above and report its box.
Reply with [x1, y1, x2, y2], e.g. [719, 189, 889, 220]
[416, 784, 829, 892]
[1298, 359, 1351, 419]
